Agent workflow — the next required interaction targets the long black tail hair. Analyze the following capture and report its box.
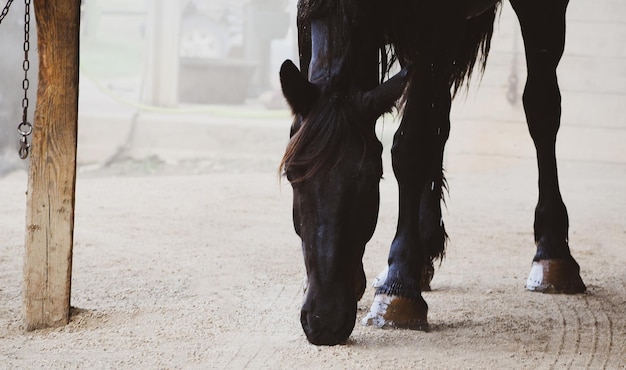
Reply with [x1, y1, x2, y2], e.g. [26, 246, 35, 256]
[382, 1, 501, 96]
[450, 4, 501, 95]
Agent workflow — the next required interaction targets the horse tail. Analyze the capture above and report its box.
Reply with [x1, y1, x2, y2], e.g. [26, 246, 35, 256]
[450, 3, 501, 96]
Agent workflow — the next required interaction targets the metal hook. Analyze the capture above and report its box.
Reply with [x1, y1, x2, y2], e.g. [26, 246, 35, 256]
[19, 136, 30, 159]
[17, 121, 32, 159]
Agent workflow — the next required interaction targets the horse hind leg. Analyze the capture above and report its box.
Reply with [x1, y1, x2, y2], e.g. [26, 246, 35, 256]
[510, 0, 585, 293]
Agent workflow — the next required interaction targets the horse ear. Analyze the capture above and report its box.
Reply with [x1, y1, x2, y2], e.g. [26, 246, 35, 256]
[280, 60, 319, 116]
[361, 67, 409, 118]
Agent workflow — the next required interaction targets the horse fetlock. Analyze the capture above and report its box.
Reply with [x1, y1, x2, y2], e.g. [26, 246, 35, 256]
[373, 263, 434, 292]
[361, 293, 428, 329]
[526, 259, 586, 294]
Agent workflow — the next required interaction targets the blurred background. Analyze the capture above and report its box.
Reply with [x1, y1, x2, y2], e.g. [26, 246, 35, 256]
[0, 0, 297, 175]
[0, 0, 624, 177]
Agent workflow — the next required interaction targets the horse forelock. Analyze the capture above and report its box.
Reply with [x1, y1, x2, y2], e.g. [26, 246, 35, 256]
[280, 94, 366, 184]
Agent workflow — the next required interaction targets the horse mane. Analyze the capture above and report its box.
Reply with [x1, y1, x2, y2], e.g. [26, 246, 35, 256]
[298, 0, 358, 32]
[279, 94, 365, 183]
[298, 0, 383, 80]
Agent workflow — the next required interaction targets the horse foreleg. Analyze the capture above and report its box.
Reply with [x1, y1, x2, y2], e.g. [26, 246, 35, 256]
[511, 0, 585, 293]
[363, 61, 451, 329]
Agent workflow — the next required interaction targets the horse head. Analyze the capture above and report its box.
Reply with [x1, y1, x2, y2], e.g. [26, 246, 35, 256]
[280, 59, 407, 345]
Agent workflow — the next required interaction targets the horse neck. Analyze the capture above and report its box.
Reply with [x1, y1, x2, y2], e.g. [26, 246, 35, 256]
[308, 17, 381, 92]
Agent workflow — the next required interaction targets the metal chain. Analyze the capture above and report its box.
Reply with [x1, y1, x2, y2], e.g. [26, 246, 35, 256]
[17, 0, 31, 159]
[0, 0, 15, 24]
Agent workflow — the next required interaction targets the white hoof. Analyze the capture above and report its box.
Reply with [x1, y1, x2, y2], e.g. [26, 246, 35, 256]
[526, 261, 544, 291]
[361, 294, 391, 327]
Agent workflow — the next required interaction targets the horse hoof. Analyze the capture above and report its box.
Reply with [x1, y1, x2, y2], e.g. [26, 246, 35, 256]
[526, 259, 586, 294]
[361, 293, 428, 330]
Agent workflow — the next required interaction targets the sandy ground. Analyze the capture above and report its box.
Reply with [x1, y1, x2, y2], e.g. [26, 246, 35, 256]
[1, 108, 625, 368]
[1, 1, 626, 368]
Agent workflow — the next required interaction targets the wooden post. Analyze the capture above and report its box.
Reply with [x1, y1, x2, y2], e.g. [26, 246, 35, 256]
[23, 0, 80, 330]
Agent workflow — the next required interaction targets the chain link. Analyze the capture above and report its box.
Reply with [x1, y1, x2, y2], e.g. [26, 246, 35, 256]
[0, 0, 15, 24]
[0, 0, 31, 158]
[18, 0, 31, 159]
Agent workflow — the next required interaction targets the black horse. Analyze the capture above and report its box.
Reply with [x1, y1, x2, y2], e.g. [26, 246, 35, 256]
[280, 0, 586, 346]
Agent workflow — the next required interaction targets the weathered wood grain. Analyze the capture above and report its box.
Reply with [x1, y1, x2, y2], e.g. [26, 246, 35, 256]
[23, 0, 80, 330]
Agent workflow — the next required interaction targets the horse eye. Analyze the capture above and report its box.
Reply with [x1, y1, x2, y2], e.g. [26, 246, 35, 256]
[284, 167, 299, 183]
